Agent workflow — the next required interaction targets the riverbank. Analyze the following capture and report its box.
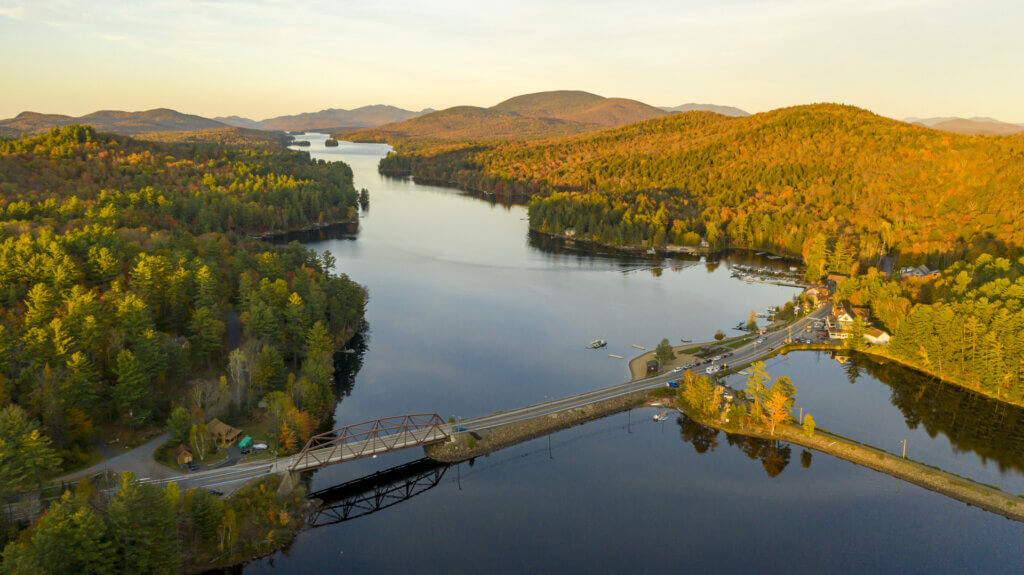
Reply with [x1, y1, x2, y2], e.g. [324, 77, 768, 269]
[690, 413, 1024, 523]
[249, 216, 359, 241]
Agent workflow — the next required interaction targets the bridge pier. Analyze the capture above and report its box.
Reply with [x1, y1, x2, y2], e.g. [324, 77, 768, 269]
[277, 470, 301, 497]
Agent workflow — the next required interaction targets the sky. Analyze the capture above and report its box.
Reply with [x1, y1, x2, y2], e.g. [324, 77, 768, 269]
[1, 0, 1022, 122]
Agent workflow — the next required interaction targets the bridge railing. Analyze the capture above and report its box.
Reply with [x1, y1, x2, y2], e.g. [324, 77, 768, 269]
[289, 413, 448, 472]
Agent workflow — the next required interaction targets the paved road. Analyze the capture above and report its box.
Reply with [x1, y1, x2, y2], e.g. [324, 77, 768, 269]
[454, 304, 831, 433]
[142, 305, 831, 491]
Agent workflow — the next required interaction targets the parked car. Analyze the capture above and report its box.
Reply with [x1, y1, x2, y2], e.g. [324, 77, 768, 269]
[252, 443, 268, 451]
[673, 366, 683, 373]
[186, 461, 198, 472]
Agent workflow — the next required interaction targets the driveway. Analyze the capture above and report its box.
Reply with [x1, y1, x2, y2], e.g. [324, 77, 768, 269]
[59, 433, 177, 482]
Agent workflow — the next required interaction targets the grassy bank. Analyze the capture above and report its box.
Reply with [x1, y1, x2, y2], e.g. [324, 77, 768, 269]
[688, 412, 1024, 523]
[425, 389, 660, 462]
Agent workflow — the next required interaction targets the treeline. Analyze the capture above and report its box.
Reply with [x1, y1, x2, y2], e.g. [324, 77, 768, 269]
[1, 472, 305, 574]
[0, 124, 359, 235]
[836, 254, 1024, 404]
[382, 104, 1024, 265]
[0, 125, 366, 489]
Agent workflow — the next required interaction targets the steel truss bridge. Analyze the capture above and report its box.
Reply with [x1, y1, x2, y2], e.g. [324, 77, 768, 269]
[285, 414, 450, 473]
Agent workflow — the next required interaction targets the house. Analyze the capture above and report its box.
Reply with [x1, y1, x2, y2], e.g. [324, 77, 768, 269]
[646, 359, 659, 373]
[175, 444, 193, 467]
[207, 418, 243, 447]
[831, 305, 870, 328]
[827, 305, 872, 339]
[863, 327, 891, 345]
[802, 287, 830, 307]
[826, 274, 848, 291]
[900, 265, 939, 279]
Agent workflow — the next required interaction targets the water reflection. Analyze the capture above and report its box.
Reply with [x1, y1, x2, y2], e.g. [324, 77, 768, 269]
[676, 414, 794, 477]
[310, 458, 448, 527]
[855, 354, 1024, 476]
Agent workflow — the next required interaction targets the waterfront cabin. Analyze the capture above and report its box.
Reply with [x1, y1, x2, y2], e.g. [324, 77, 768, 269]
[863, 327, 891, 345]
[646, 359, 659, 373]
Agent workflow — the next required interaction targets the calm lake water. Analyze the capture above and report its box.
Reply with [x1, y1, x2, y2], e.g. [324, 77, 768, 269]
[241, 134, 1024, 574]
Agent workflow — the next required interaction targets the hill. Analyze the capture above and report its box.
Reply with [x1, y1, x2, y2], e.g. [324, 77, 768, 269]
[0, 108, 226, 135]
[490, 90, 666, 126]
[134, 126, 292, 148]
[386, 104, 1024, 263]
[255, 105, 428, 132]
[903, 116, 1024, 135]
[214, 115, 266, 130]
[342, 90, 668, 147]
[929, 118, 1024, 136]
[660, 103, 749, 117]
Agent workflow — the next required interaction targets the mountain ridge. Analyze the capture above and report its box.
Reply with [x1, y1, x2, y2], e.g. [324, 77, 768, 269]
[341, 90, 670, 145]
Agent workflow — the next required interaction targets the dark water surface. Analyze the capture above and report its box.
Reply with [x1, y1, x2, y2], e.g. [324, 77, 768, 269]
[242, 135, 1024, 574]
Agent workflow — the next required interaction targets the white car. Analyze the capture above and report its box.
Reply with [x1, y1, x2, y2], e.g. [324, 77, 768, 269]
[712, 355, 722, 361]
[672, 367, 683, 373]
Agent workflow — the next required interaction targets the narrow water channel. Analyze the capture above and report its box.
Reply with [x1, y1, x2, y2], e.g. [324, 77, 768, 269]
[239, 134, 1024, 574]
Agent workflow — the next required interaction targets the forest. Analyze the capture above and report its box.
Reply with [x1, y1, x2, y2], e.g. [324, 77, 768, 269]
[0, 126, 365, 517]
[380, 104, 1024, 267]
[836, 254, 1024, 405]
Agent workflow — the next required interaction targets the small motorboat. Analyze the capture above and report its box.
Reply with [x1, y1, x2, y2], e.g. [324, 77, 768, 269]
[588, 339, 607, 349]
[653, 412, 668, 422]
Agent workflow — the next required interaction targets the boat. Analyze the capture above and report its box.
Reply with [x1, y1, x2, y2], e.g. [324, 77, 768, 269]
[653, 412, 668, 422]
[587, 339, 607, 349]
[680, 339, 692, 343]
[739, 370, 750, 375]
[646, 248, 656, 255]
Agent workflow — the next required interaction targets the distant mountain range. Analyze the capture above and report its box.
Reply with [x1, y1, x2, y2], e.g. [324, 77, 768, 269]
[0, 108, 225, 135]
[217, 105, 432, 132]
[904, 116, 1024, 135]
[342, 90, 674, 144]
[0, 105, 431, 136]
[660, 103, 749, 117]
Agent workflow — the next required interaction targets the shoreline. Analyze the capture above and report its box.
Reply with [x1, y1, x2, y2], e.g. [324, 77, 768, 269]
[425, 383, 1024, 524]
[248, 217, 359, 241]
[689, 413, 1024, 523]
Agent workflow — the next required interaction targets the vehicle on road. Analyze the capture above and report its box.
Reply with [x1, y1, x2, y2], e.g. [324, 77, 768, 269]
[208, 489, 224, 496]
[455, 426, 468, 432]
[766, 346, 775, 352]
[667, 381, 680, 388]
[673, 366, 683, 373]
[186, 461, 198, 472]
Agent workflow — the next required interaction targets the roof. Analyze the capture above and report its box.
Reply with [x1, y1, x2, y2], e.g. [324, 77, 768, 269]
[826, 274, 848, 283]
[207, 418, 242, 440]
[175, 444, 192, 457]
[865, 327, 888, 338]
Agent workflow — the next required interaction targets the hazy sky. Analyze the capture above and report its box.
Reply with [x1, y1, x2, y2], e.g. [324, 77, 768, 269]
[1, 0, 1021, 121]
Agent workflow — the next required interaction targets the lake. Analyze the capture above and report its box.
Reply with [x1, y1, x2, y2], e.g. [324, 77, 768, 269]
[240, 134, 1024, 574]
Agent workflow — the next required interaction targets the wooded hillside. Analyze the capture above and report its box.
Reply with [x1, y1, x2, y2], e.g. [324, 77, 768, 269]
[385, 104, 1024, 266]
